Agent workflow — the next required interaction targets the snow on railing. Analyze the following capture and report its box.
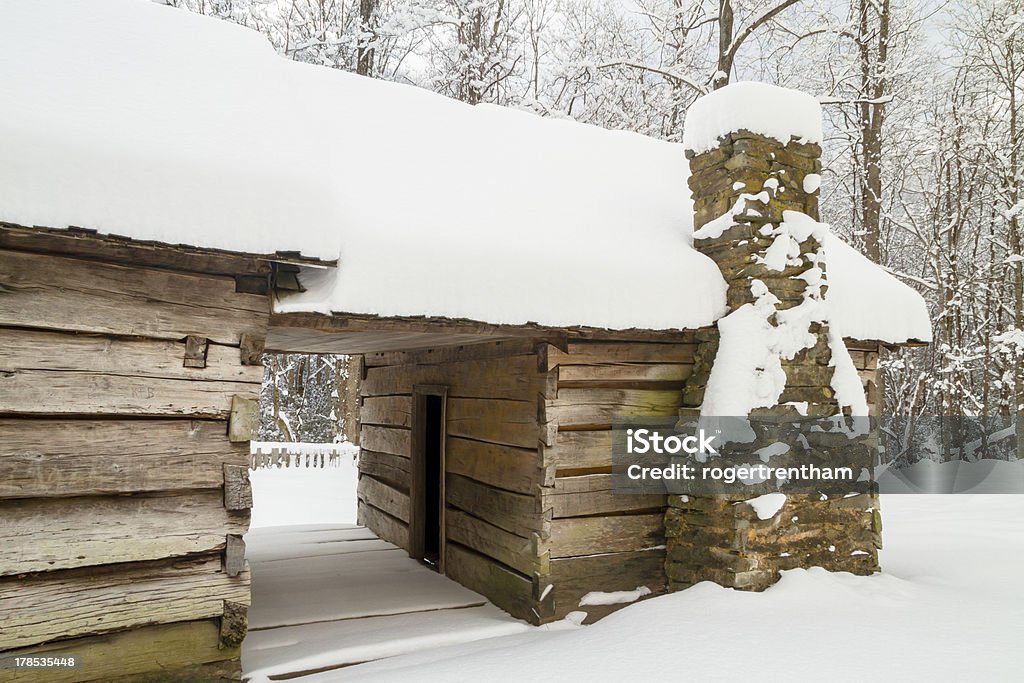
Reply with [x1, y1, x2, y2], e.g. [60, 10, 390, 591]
[250, 441, 359, 469]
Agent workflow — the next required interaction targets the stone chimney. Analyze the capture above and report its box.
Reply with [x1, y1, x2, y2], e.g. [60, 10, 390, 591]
[665, 83, 881, 592]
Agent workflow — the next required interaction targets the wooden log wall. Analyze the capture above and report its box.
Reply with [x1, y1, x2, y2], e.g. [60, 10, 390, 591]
[359, 335, 883, 626]
[358, 340, 550, 623]
[0, 245, 266, 682]
[846, 341, 883, 416]
[537, 338, 694, 623]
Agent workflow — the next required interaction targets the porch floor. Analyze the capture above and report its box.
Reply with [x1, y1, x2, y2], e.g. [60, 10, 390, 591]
[242, 524, 530, 681]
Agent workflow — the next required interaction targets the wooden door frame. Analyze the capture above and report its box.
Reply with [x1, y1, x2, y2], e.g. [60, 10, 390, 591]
[410, 384, 448, 573]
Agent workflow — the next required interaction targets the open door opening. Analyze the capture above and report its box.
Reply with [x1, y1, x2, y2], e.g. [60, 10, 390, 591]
[422, 394, 443, 567]
[412, 385, 447, 572]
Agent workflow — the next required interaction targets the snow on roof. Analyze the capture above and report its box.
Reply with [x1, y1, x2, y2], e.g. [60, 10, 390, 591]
[0, 0, 930, 342]
[681, 82, 823, 154]
[824, 235, 932, 344]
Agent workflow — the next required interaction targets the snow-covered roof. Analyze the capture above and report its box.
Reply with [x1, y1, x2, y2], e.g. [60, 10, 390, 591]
[0, 0, 931, 344]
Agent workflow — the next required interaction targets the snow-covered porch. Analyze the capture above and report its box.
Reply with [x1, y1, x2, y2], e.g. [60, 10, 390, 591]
[242, 524, 530, 680]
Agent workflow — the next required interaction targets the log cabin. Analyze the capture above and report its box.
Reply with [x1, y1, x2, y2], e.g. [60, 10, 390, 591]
[0, 1, 931, 681]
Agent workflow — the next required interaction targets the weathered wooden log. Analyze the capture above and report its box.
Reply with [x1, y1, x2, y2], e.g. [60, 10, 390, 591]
[361, 354, 549, 399]
[444, 543, 536, 623]
[446, 397, 539, 449]
[539, 429, 613, 471]
[540, 341, 696, 371]
[360, 425, 411, 458]
[445, 509, 539, 576]
[557, 362, 692, 387]
[0, 618, 239, 683]
[356, 501, 409, 551]
[445, 474, 544, 538]
[543, 474, 665, 518]
[357, 449, 411, 491]
[363, 339, 539, 369]
[547, 513, 665, 559]
[543, 388, 681, 429]
[360, 395, 413, 428]
[0, 557, 249, 650]
[0, 331, 260, 417]
[0, 491, 248, 576]
[547, 549, 667, 622]
[0, 249, 268, 344]
[0, 419, 247, 500]
[357, 475, 410, 522]
[445, 437, 541, 496]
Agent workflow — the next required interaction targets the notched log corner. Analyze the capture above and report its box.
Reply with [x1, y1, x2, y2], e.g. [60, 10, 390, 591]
[223, 464, 253, 511]
[224, 534, 246, 577]
[219, 600, 248, 649]
[183, 335, 209, 369]
[227, 395, 258, 443]
[239, 332, 265, 366]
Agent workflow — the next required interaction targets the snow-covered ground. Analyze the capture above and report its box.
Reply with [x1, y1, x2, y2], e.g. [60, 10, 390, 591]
[248, 456, 359, 528]
[249, 468, 1023, 682]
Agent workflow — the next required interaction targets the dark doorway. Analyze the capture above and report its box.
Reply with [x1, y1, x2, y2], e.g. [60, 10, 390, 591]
[411, 386, 447, 572]
[422, 394, 442, 566]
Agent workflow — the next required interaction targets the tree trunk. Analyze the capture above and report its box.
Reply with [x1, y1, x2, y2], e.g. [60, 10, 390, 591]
[356, 0, 377, 77]
[856, 0, 889, 263]
[714, 0, 734, 90]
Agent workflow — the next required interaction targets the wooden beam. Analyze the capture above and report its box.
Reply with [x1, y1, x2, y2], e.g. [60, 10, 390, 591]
[543, 388, 682, 429]
[446, 397, 541, 450]
[357, 475, 410, 523]
[0, 328, 263, 384]
[360, 425, 411, 458]
[363, 339, 542, 369]
[0, 419, 248, 500]
[542, 341, 698, 371]
[444, 543, 537, 624]
[0, 556, 249, 650]
[548, 549, 667, 622]
[0, 249, 269, 344]
[0, 329, 262, 418]
[266, 311, 695, 355]
[446, 473, 544, 539]
[0, 491, 247, 576]
[0, 222, 331, 274]
[445, 509, 539, 576]
[361, 395, 413, 428]
[0, 222, 265, 276]
[361, 354, 548, 400]
[357, 501, 409, 551]
[543, 474, 665, 518]
[0, 618, 239, 683]
[445, 437, 541, 496]
[547, 513, 665, 559]
[358, 450, 411, 491]
[540, 429, 613, 472]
